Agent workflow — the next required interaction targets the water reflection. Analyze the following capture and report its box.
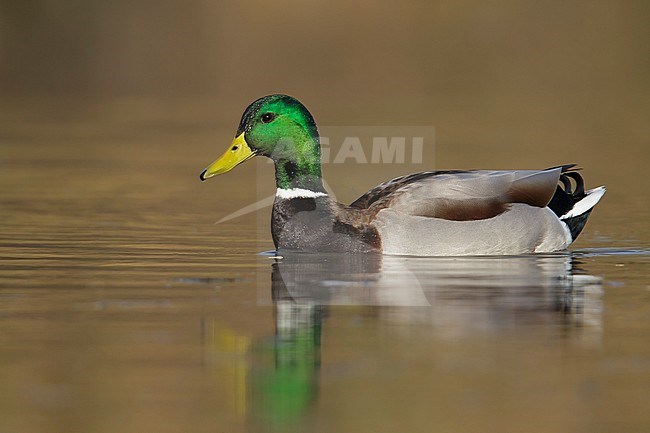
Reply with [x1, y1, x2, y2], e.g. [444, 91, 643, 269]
[250, 290, 324, 428]
[272, 252, 603, 330]
[210, 252, 603, 430]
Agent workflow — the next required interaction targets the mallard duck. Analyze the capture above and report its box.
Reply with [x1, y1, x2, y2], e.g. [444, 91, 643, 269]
[200, 94, 605, 256]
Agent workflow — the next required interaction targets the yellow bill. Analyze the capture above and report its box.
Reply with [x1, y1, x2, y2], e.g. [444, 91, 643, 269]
[200, 133, 256, 181]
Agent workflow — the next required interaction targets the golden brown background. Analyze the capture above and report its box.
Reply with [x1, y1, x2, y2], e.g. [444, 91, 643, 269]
[0, 3, 649, 432]
[1, 1, 648, 202]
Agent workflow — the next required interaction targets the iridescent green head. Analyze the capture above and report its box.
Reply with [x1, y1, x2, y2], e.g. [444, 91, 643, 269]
[200, 94, 324, 191]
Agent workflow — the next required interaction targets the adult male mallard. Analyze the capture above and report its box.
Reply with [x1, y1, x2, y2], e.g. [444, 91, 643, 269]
[200, 94, 605, 256]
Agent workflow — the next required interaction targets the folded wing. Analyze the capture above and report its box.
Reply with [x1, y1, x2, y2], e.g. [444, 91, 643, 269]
[350, 167, 566, 221]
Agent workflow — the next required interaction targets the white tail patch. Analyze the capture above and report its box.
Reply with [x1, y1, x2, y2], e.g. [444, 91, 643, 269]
[276, 188, 328, 199]
[561, 186, 606, 219]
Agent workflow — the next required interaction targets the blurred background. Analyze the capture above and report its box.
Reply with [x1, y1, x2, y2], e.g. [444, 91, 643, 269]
[1, 1, 647, 139]
[1, 0, 648, 208]
[1, 2, 649, 433]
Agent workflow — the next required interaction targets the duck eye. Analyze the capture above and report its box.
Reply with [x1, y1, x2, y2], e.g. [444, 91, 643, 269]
[261, 113, 275, 124]
[231, 145, 239, 151]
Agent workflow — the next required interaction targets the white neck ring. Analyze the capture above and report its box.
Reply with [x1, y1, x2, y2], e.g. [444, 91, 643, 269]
[276, 188, 328, 199]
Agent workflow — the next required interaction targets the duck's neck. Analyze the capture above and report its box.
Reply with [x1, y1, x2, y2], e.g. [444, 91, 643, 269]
[272, 135, 326, 193]
[274, 159, 325, 192]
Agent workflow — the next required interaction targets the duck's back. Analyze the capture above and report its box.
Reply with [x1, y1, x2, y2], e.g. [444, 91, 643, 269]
[352, 168, 562, 219]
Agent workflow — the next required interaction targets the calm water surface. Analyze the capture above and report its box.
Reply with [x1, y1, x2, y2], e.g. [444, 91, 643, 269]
[1, 101, 649, 433]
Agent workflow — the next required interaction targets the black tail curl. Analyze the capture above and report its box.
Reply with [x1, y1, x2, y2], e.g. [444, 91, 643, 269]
[546, 164, 594, 241]
[547, 164, 585, 217]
